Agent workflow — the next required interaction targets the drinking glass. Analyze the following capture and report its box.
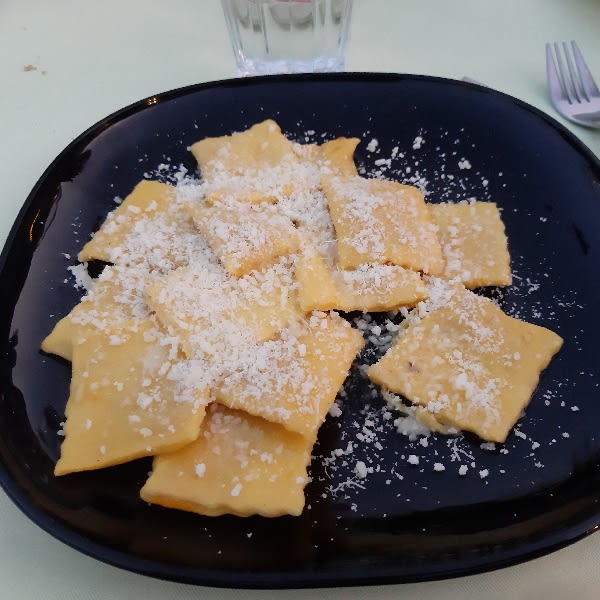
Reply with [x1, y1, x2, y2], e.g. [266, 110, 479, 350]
[221, 0, 353, 76]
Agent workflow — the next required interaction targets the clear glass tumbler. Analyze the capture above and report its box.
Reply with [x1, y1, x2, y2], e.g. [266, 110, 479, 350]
[221, 0, 353, 76]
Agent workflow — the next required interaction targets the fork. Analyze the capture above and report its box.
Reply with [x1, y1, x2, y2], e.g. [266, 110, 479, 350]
[545, 41, 600, 128]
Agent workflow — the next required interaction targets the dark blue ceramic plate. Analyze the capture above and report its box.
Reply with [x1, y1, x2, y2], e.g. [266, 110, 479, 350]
[1, 74, 600, 588]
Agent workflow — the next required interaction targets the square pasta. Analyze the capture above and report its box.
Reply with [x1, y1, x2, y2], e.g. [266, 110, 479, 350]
[54, 318, 209, 475]
[430, 201, 512, 287]
[215, 312, 364, 438]
[191, 119, 297, 179]
[332, 265, 428, 312]
[294, 243, 341, 312]
[140, 403, 313, 517]
[190, 119, 302, 204]
[144, 256, 303, 362]
[79, 179, 210, 274]
[186, 198, 299, 277]
[78, 180, 174, 262]
[322, 175, 445, 275]
[276, 188, 337, 265]
[368, 281, 563, 443]
[296, 137, 360, 178]
[41, 264, 154, 362]
[318, 137, 360, 176]
[295, 243, 428, 312]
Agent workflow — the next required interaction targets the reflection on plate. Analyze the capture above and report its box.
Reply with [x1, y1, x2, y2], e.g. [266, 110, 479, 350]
[1, 73, 600, 588]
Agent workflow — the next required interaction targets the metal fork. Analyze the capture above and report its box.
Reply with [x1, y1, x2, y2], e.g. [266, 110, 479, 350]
[545, 41, 600, 128]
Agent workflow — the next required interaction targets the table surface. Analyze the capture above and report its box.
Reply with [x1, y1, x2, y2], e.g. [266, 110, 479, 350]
[1, 1, 599, 598]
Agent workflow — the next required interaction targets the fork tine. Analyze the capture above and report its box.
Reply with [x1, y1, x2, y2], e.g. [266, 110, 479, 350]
[553, 42, 576, 103]
[562, 42, 583, 103]
[546, 41, 600, 127]
[571, 41, 600, 101]
[546, 43, 568, 104]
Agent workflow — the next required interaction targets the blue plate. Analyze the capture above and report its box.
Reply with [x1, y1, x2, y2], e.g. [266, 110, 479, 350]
[1, 73, 600, 588]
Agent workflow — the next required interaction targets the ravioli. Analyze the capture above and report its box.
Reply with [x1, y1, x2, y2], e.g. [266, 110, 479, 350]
[216, 312, 364, 438]
[140, 403, 312, 517]
[190, 119, 301, 204]
[322, 175, 445, 275]
[144, 257, 303, 360]
[368, 282, 563, 442]
[430, 201, 512, 287]
[41, 264, 152, 362]
[55, 319, 209, 475]
[295, 244, 428, 312]
[187, 198, 299, 277]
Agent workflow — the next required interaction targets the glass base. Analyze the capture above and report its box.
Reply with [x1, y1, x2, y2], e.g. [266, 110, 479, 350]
[236, 56, 345, 77]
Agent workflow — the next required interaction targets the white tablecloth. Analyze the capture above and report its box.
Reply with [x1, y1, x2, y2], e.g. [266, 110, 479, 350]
[1, 1, 599, 598]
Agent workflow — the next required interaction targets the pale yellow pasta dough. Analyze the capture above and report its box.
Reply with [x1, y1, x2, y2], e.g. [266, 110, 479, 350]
[322, 175, 445, 275]
[41, 264, 153, 362]
[190, 119, 300, 204]
[55, 318, 209, 475]
[140, 403, 312, 517]
[332, 265, 428, 312]
[318, 137, 360, 176]
[294, 244, 342, 312]
[368, 283, 563, 443]
[430, 201, 512, 287]
[191, 119, 297, 179]
[41, 314, 77, 362]
[299, 137, 360, 177]
[144, 258, 303, 360]
[78, 180, 177, 263]
[295, 243, 428, 312]
[187, 199, 299, 277]
[215, 312, 364, 438]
